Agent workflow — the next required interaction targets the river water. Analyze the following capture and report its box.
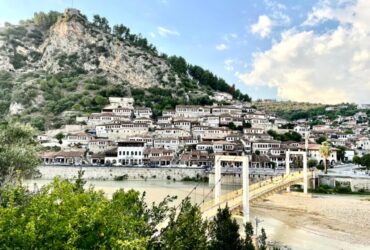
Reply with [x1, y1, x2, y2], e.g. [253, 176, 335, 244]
[24, 179, 368, 250]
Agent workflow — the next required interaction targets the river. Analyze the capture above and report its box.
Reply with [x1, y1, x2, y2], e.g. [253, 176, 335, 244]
[24, 179, 369, 250]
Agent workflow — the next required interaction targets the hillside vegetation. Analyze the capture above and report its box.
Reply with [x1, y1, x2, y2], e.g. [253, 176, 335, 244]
[254, 100, 361, 121]
[0, 9, 251, 130]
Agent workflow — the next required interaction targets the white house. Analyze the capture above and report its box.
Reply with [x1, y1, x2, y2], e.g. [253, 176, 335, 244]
[173, 120, 192, 131]
[117, 141, 145, 166]
[356, 137, 370, 151]
[155, 128, 191, 138]
[134, 107, 152, 118]
[88, 113, 131, 126]
[64, 132, 93, 147]
[175, 105, 211, 118]
[200, 115, 219, 128]
[153, 138, 180, 150]
[305, 144, 337, 166]
[128, 136, 154, 147]
[211, 106, 242, 116]
[344, 150, 355, 162]
[88, 138, 115, 153]
[252, 140, 281, 155]
[202, 127, 231, 140]
[157, 116, 172, 124]
[210, 92, 233, 102]
[294, 125, 310, 137]
[96, 122, 149, 140]
[243, 128, 265, 134]
[108, 97, 134, 108]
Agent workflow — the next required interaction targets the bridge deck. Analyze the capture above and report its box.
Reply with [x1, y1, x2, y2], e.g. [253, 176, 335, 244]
[200, 172, 312, 218]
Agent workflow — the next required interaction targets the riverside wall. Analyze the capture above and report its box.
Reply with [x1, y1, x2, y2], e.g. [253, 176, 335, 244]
[36, 165, 206, 181]
[319, 174, 370, 191]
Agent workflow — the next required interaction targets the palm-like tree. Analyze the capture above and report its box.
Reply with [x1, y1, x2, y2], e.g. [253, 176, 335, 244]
[319, 141, 331, 174]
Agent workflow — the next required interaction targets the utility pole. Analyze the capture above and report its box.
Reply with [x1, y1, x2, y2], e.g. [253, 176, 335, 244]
[255, 217, 263, 237]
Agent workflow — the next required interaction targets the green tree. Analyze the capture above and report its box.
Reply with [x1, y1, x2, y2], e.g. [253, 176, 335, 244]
[228, 122, 237, 130]
[359, 154, 370, 170]
[308, 159, 318, 168]
[353, 155, 362, 165]
[259, 228, 267, 250]
[113, 24, 129, 38]
[336, 146, 346, 162]
[209, 206, 244, 250]
[94, 95, 108, 106]
[155, 198, 208, 250]
[243, 121, 252, 128]
[0, 123, 39, 186]
[244, 222, 255, 250]
[54, 132, 64, 144]
[319, 141, 331, 174]
[168, 56, 188, 75]
[0, 178, 174, 249]
[316, 136, 327, 145]
[92, 14, 111, 33]
[32, 11, 61, 30]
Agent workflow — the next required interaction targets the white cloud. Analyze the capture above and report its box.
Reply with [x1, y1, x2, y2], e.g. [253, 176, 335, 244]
[149, 32, 156, 38]
[264, 0, 290, 26]
[157, 26, 180, 37]
[264, 0, 286, 11]
[251, 15, 272, 38]
[224, 59, 235, 72]
[239, 0, 370, 104]
[216, 43, 228, 51]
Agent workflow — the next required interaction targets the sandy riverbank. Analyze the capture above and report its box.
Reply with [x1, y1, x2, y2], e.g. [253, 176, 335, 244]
[252, 193, 370, 247]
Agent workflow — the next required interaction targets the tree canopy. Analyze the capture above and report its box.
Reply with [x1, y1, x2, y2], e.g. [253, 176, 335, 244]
[267, 130, 302, 142]
[0, 175, 268, 249]
[32, 11, 62, 30]
[354, 154, 370, 170]
[0, 123, 39, 186]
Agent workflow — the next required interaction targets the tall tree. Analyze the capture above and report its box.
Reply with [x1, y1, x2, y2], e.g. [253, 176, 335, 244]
[0, 123, 39, 186]
[353, 155, 362, 165]
[319, 141, 331, 174]
[209, 206, 244, 250]
[259, 228, 267, 250]
[244, 222, 255, 250]
[154, 198, 208, 250]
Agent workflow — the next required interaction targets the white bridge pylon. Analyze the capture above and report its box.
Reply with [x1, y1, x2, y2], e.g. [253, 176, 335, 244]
[285, 150, 308, 194]
[214, 154, 250, 223]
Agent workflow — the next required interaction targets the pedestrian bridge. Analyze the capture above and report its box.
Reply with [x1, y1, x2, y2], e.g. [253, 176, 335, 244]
[201, 171, 312, 219]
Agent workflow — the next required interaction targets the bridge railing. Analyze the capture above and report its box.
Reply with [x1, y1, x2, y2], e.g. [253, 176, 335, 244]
[200, 171, 311, 213]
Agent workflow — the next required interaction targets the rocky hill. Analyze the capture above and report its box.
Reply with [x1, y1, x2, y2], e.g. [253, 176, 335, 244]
[0, 9, 250, 130]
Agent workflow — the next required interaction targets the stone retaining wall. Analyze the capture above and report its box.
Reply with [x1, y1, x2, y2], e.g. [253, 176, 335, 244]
[37, 166, 206, 181]
[319, 174, 370, 191]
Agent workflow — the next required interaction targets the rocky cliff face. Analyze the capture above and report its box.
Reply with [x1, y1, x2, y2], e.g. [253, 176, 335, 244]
[0, 9, 172, 88]
[0, 9, 249, 130]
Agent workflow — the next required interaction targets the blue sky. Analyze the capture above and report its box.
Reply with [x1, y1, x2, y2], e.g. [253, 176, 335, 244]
[1, 0, 369, 104]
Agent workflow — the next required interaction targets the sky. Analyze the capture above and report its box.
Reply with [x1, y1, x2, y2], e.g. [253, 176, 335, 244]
[0, 0, 369, 104]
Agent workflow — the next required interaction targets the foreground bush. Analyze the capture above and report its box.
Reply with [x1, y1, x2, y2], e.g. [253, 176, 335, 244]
[0, 176, 265, 249]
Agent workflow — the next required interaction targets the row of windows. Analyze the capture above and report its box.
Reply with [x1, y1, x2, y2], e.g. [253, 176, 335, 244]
[118, 151, 142, 156]
[118, 159, 142, 164]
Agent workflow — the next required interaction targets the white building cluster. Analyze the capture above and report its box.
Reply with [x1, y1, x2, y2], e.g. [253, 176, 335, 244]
[38, 97, 370, 170]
